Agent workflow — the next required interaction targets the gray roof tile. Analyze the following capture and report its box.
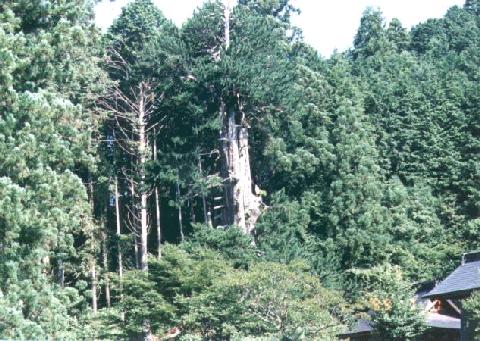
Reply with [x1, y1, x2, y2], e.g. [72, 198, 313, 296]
[424, 260, 480, 298]
[426, 312, 461, 329]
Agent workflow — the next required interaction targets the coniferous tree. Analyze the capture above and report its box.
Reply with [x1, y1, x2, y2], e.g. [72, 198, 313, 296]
[0, 0, 105, 337]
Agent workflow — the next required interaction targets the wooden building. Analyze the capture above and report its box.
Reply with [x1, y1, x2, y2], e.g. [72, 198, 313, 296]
[339, 281, 461, 341]
[423, 251, 480, 341]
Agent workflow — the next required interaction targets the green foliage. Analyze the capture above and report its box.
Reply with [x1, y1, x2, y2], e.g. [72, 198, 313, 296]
[2, 0, 480, 339]
[255, 191, 313, 264]
[116, 270, 175, 338]
[353, 265, 426, 341]
[183, 224, 257, 268]
[0, 0, 104, 338]
[181, 261, 346, 340]
[463, 291, 480, 339]
[96, 245, 231, 337]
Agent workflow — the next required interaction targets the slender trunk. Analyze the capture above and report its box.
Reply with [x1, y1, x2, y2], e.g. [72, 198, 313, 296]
[91, 257, 97, 314]
[224, 0, 230, 49]
[114, 176, 123, 279]
[154, 187, 161, 258]
[198, 157, 208, 225]
[58, 259, 64, 288]
[207, 210, 213, 227]
[88, 176, 97, 314]
[138, 84, 148, 272]
[189, 199, 196, 223]
[176, 182, 184, 242]
[102, 230, 111, 308]
[131, 181, 140, 269]
[153, 128, 161, 259]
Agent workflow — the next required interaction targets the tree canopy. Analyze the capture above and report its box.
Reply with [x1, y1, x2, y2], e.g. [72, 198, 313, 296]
[0, 0, 479, 339]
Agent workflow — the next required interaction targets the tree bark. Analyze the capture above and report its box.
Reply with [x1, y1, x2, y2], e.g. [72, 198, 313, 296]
[198, 157, 209, 225]
[131, 181, 140, 269]
[219, 1, 261, 234]
[176, 181, 185, 242]
[224, 0, 230, 49]
[91, 257, 97, 314]
[138, 84, 148, 272]
[57, 259, 64, 288]
[114, 176, 123, 279]
[238, 127, 262, 233]
[87, 175, 98, 314]
[102, 230, 111, 308]
[153, 129, 162, 259]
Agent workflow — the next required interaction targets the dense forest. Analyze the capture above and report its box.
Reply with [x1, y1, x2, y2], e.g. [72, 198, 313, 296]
[0, 0, 479, 339]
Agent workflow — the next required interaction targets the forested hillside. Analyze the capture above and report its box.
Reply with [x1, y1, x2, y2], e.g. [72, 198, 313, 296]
[0, 0, 479, 339]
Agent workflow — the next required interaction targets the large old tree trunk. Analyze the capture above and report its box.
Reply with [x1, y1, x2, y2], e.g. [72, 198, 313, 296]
[220, 1, 262, 234]
[221, 108, 262, 234]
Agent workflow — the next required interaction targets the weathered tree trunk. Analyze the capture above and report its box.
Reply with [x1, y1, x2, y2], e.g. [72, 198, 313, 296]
[222, 109, 245, 229]
[221, 110, 261, 233]
[153, 129, 162, 259]
[142, 320, 153, 341]
[238, 127, 262, 233]
[138, 84, 149, 272]
[219, 0, 262, 234]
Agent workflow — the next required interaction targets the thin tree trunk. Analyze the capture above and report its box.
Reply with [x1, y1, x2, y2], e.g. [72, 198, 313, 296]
[114, 176, 123, 279]
[88, 175, 98, 314]
[154, 187, 161, 258]
[102, 230, 111, 308]
[58, 259, 64, 288]
[198, 157, 208, 225]
[176, 182, 184, 242]
[138, 84, 148, 272]
[91, 256, 97, 314]
[224, 0, 230, 49]
[153, 128, 162, 259]
[189, 198, 196, 223]
[207, 210, 213, 227]
[131, 181, 140, 269]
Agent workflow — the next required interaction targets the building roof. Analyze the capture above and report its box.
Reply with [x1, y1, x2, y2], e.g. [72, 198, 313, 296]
[426, 312, 461, 329]
[338, 319, 373, 338]
[339, 312, 461, 338]
[339, 290, 461, 338]
[424, 252, 480, 298]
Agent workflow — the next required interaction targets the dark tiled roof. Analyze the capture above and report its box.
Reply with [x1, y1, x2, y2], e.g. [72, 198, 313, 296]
[339, 313, 460, 337]
[424, 259, 480, 298]
[338, 319, 373, 337]
[426, 312, 460, 329]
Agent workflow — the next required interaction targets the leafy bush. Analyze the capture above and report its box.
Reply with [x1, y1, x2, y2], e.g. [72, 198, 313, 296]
[181, 261, 347, 340]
